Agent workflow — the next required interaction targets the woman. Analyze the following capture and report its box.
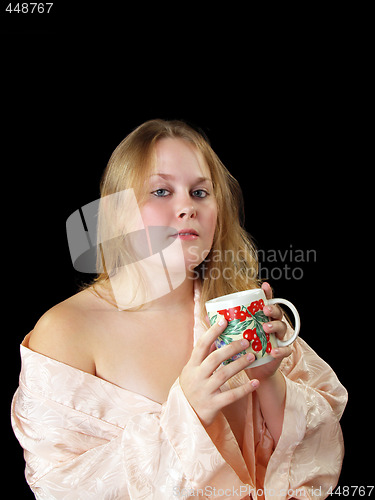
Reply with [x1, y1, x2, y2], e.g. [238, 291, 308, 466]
[12, 119, 347, 499]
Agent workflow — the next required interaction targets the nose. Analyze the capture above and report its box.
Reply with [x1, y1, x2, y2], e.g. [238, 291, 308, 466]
[176, 205, 197, 220]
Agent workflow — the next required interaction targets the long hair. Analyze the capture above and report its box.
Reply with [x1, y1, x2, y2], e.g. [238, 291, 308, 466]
[93, 119, 261, 317]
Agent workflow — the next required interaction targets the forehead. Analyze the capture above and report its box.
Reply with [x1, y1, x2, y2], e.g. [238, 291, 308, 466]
[153, 138, 211, 179]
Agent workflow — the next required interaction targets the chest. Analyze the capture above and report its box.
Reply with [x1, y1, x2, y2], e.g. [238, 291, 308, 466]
[92, 311, 194, 404]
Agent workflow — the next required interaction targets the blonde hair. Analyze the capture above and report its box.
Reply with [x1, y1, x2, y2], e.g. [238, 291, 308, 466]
[93, 119, 261, 317]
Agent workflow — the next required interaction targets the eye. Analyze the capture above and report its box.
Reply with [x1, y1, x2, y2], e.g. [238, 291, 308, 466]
[151, 188, 171, 197]
[192, 189, 208, 198]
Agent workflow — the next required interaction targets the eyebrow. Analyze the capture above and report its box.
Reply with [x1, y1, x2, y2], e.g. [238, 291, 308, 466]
[149, 173, 213, 184]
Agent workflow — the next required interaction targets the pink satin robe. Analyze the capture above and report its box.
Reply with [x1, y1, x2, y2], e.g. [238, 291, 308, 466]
[11, 286, 347, 499]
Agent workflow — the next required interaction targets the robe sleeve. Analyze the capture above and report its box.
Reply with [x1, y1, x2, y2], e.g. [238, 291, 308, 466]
[11, 361, 252, 500]
[258, 337, 348, 500]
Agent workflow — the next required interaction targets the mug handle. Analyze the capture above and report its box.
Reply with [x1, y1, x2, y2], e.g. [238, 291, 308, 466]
[266, 298, 301, 347]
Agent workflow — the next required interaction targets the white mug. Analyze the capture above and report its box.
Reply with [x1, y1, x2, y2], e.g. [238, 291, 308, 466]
[205, 288, 300, 367]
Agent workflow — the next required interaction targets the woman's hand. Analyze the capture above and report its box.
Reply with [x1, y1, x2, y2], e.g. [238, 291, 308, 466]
[245, 282, 293, 381]
[180, 319, 259, 427]
[244, 282, 293, 444]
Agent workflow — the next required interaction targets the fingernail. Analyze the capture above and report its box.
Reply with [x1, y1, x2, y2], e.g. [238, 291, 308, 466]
[241, 339, 249, 348]
[251, 379, 259, 388]
[217, 318, 225, 326]
[273, 348, 280, 355]
[246, 353, 255, 362]
[265, 322, 273, 330]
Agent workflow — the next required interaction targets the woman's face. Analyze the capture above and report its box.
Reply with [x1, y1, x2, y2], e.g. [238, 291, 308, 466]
[140, 138, 218, 274]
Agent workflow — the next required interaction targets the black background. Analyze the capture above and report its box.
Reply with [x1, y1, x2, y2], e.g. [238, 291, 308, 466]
[2, 5, 371, 498]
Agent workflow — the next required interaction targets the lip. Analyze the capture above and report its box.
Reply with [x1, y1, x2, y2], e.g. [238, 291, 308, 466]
[172, 228, 199, 240]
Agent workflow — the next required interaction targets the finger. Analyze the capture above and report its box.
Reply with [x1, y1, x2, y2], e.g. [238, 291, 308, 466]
[191, 318, 227, 365]
[202, 338, 250, 375]
[263, 320, 287, 340]
[261, 281, 273, 300]
[208, 351, 256, 391]
[263, 304, 283, 320]
[213, 378, 259, 410]
[271, 345, 293, 360]
[208, 342, 217, 355]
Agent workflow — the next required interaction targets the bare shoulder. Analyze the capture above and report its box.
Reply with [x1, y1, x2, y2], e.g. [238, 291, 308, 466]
[28, 289, 98, 374]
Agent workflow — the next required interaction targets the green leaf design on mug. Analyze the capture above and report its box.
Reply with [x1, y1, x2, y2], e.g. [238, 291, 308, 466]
[209, 314, 217, 325]
[210, 305, 270, 358]
[245, 307, 268, 356]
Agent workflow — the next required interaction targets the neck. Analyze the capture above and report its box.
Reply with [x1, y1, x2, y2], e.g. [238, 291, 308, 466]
[142, 276, 196, 312]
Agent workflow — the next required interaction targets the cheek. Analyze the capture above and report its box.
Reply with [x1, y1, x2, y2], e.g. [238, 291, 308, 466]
[197, 208, 217, 264]
[206, 206, 218, 239]
[141, 203, 169, 227]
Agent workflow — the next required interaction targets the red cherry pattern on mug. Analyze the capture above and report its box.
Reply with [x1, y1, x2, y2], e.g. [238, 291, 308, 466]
[243, 328, 272, 353]
[217, 299, 265, 322]
[217, 299, 272, 355]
